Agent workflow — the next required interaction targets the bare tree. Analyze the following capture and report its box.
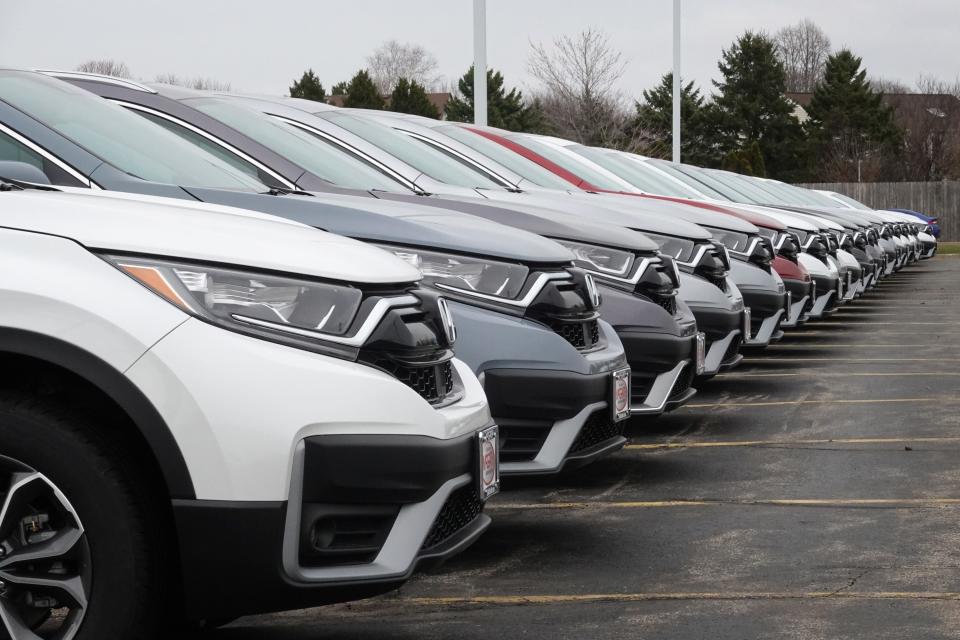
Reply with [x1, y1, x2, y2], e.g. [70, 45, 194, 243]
[154, 73, 231, 91]
[774, 19, 831, 92]
[820, 132, 884, 182]
[869, 77, 911, 94]
[528, 28, 631, 147]
[892, 75, 960, 180]
[366, 40, 441, 94]
[75, 59, 131, 78]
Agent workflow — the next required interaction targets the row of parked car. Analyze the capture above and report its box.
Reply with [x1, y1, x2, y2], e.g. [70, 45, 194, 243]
[0, 68, 938, 638]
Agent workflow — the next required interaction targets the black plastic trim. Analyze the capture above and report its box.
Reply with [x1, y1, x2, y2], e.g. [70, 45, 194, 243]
[300, 433, 474, 505]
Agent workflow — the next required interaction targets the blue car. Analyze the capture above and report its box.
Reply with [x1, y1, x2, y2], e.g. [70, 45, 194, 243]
[890, 209, 940, 238]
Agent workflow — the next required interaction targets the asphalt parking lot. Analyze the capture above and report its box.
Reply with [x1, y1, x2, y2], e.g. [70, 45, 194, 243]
[196, 257, 960, 640]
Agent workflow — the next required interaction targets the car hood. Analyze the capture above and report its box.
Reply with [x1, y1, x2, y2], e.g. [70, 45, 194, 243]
[390, 192, 660, 253]
[180, 187, 574, 264]
[590, 192, 760, 234]
[481, 190, 713, 241]
[1, 188, 422, 283]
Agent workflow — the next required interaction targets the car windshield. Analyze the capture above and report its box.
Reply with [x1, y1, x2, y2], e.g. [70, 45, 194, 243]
[0, 72, 268, 191]
[184, 98, 407, 192]
[317, 112, 502, 189]
[504, 135, 633, 191]
[435, 125, 573, 189]
[830, 192, 873, 211]
[713, 171, 790, 204]
[570, 147, 704, 198]
[647, 160, 733, 200]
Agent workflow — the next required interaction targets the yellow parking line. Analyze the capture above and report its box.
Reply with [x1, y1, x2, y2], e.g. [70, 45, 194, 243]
[682, 397, 938, 409]
[767, 344, 941, 348]
[401, 591, 960, 606]
[823, 322, 956, 325]
[718, 371, 960, 378]
[741, 357, 946, 363]
[626, 436, 960, 450]
[490, 498, 960, 511]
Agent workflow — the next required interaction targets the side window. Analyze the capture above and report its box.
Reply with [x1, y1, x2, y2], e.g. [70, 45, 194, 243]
[0, 129, 86, 187]
[134, 110, 284, 188]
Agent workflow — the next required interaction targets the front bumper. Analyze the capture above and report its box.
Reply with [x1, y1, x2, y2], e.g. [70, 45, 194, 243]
[484, 369, 626, 475]
[807, 274, 840, 318]
[780, 278, 811, 328]
[174, 430, 493, 621]
[127, 318, 495, 622]
[688, 304, 742, 376]
[446, 300, 628, 477]
[597, 285, 699, 416]
[739, 286, 786, 347]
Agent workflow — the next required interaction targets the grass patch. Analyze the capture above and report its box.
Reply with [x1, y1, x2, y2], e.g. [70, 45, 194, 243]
[937, 243, 960, 255]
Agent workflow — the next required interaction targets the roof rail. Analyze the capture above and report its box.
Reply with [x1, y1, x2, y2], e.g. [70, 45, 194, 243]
[34, 70, 157, 94]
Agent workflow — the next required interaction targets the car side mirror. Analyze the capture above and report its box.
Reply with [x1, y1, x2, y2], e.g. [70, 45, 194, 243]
[0, 161, 52, 185]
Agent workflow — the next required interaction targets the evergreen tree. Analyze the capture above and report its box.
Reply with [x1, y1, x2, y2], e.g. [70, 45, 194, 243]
[804, 49, 901, 180]
[721, 140, 766, 176]
[445, 65, 545, 132]
[711, 31, 806, 179]
[341, 70, 385, 110]
[288, 69, 326, 102]
[633, 72, 719, 165]
[330, 81, 349, 97]
[388, 78, 440, 118]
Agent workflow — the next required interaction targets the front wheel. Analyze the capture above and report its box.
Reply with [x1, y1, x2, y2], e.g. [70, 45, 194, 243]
[0, 395, 163, 639]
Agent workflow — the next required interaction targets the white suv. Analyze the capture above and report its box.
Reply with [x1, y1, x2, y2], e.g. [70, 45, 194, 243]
[0, 178, 498, 637]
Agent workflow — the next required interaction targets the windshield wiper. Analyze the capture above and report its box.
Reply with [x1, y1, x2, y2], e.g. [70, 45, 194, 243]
[261, 186, 313, 197]
[0, 176, 60, 192]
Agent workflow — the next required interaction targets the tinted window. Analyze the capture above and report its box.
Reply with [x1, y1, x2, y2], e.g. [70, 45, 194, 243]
[185, 98, 406, 192]
[318, 112, 502, 188]
[435, 125, 574, 189]
[0, 129, 86, 187]
[504, 135, 631, 191]
[0, 72, 267, 191]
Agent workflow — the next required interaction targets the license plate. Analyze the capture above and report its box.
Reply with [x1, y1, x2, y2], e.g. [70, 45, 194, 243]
[477, 426, 500, 501]
[695, 332, 706, 375]
[742, 307, 752, 340]
[611, 368, 631, 422]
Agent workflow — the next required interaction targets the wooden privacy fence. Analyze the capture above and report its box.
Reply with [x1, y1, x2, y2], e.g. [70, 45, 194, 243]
[799, 181, 960, 241]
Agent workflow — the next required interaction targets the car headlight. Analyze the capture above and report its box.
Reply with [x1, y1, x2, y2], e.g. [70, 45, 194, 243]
[381, 245, 530, 300]
[704, 227, 751, 254]
[105, 255, 368, 348]
[553, 240, 634, 277]
[641, 232, 697, 263]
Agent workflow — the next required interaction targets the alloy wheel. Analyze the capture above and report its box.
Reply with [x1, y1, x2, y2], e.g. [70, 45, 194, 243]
[0, 455, 91, 639]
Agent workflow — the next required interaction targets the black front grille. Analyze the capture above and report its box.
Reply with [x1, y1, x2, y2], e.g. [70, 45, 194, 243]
[653, 294, 678, 315]
[421, 483, 484, 550]
[630, 376, 656, 405]
[670, 364, 694, 399]
[570, 412, 625, 455]
[372, 358, 454, 404]
[498, 421, 552, 462]
[707, 275, 727, 292]
[553, 319, 601, 350]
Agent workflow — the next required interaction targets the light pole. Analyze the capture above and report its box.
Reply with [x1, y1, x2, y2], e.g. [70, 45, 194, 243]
[473, 0, 488, 126]
[672, 0, 681, 163]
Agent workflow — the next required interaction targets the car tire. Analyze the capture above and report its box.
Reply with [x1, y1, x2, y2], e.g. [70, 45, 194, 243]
[0, 392, 163, 639]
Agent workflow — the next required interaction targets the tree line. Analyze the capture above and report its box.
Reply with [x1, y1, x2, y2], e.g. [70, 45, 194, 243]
[76, 19, 960, 183]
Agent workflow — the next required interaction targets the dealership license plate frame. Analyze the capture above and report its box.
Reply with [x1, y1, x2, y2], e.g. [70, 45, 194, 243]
[611, 367, 631, 423]
[477, 425, 500, 501]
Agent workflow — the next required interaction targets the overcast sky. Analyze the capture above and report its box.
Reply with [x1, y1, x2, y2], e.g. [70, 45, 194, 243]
[2, 0, 957, 101]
